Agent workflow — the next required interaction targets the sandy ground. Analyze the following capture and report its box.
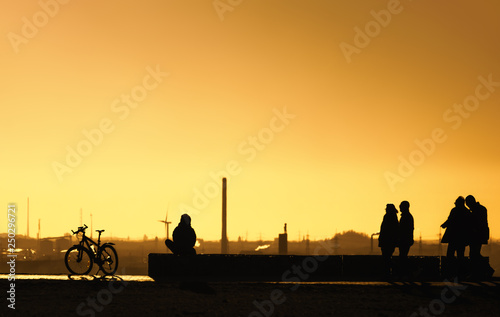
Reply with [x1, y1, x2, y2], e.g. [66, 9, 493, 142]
[2, 277, 500, 317]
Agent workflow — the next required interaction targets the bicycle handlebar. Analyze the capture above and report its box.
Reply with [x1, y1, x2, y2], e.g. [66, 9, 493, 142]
[71, 224, 88, 235]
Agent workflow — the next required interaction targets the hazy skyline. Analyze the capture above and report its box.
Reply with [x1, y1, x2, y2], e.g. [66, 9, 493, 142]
[2, 1, 500, 241]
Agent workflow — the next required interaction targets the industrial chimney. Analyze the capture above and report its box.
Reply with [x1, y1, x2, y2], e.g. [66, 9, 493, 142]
[221, 177, 229, 254]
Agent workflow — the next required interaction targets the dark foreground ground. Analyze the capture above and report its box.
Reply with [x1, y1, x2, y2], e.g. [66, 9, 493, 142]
[2, 277, 500, 317]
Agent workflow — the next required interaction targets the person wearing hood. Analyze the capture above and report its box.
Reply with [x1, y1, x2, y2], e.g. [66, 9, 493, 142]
[465, 195, 494, 278]
[441, 196, 471, 260]
[165, 214, 197, 255]
[441, 196, 471, 278]
[465, 195, 489, 259]
[379, 204, 399, 278]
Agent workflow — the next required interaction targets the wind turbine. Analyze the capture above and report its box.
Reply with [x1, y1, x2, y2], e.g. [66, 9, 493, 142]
[158, 206, 172, 240]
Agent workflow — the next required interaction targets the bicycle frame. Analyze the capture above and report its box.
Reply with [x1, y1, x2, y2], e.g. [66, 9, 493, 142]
[77, 232, 101, 256]
[73, 226, 115, 260]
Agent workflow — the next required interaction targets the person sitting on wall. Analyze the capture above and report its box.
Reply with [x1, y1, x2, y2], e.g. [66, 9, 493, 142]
[165, 214, 197, 255]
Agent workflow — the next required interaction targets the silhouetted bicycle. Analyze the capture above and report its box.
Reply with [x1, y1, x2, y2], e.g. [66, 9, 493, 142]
[65, 224, 118, 275]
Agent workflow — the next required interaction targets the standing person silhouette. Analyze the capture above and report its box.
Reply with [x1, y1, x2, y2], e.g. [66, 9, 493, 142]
[379, 204, 399, 279]
[441, 196, 471, 277]
[398, 201, 414, 277]
[465, 195, 492, 277]
[165, 214, 197, 255]
[465, 195, 489, 259]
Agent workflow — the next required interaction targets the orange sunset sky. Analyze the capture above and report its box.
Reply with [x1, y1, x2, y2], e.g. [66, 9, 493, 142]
[1, 1, 500, 242]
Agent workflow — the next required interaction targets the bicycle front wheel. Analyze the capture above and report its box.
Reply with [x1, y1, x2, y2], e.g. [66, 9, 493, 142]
[98, 245, 118, 275]
[65, 246, 93, 275]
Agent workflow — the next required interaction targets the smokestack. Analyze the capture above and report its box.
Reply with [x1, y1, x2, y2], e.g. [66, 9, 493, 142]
[221, 177, 228, 254]
[27, 197, 29, 238]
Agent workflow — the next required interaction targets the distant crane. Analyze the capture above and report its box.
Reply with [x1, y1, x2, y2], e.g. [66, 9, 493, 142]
[158, 206, 172, 240]
[27, 197, 30, 238]
[438, 228, 442, 257]
[370, 232, 380, 254]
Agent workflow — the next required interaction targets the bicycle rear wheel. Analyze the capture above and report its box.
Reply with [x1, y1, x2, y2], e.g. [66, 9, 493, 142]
[98, 245, 118, 275]
[65, 246, 93, 275]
